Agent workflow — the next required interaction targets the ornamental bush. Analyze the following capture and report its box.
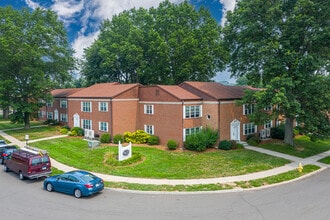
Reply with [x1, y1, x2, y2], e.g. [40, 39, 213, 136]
[70, 127, 84, 136]
[184, 127, 218, 152]
[113, 134, 124, 144]
[167, 139, 178, 150]
[100, 133, 111, 143]
[124, 130, 150, 144]
[271, 124, 285, 140]
[147, 135, 159, 145]
[218, 140, 231, 150]
[59, 128, 69, 134]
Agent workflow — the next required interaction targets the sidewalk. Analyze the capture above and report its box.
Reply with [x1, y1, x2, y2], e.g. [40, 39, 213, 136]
[1, 130, 329, 185]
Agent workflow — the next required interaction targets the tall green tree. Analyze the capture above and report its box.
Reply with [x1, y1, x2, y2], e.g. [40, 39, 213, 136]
[223, 0, 330, 145]
[0, 6, 75, 128]
[82, 0, 227, 86]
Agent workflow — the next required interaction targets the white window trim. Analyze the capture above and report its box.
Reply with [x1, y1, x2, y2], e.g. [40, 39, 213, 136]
[82, 119, 92, 130]
[81, 102, 92, 112]
[243, 123, 257, 135]
[183, 105, 202, 119]
[99, 102, 108, 112]
[144, 104, 154, 115]
[99, 121, 108, 132]
[144, 124, 154, 135]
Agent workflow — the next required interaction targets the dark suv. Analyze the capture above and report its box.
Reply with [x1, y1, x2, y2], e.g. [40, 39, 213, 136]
[4, 149, 52, 180]
[0, 145, 18, 164]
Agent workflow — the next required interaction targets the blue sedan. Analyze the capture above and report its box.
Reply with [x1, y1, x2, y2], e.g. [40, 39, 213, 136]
[43, 170, 104, 198]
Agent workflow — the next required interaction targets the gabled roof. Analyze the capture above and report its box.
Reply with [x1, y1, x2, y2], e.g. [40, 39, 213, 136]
[157, 85, 201, 100]
[51, 88, 83, 98]
[180, 81, 258, 100]
[68, 82, 139, 98]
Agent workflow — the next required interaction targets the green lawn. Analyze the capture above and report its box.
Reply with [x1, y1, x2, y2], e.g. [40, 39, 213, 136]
[257, 136, 330, 158]
[4, 125, 61, 141]
[32, 137, 290, 179]
[0, 119, 43, 130]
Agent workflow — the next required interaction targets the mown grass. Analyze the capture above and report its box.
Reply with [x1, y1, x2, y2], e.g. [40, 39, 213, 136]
[50, 162, 319, 192]
[257, 136, 330, 158]
[32, 137, 290, 179]
[0, 119, 43, 130]
[4, 125, 61, 141]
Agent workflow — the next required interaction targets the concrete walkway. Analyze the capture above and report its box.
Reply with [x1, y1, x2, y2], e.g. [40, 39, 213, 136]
[1, 130, 329, 185]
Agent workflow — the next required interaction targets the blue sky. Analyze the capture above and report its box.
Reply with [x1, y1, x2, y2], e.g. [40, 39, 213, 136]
[0, 0, 237, 82]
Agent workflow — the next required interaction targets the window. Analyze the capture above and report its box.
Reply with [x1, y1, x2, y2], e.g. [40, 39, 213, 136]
[60, 113, 68, 122]
[184, 126, 201, 140]
[81, 102, 91, 112]
[264, 105, 272, 111]
[264, 121, 272, 129]
[82, 119, 92, 129]
[99, 122, 108, 132]
[184, 105, 202, 118]
[60, 100, 67, 108]
[144, 105, 154, 115]
[144, 125, 154, 135]
[243, 123, 256, 135]
[47, 112, 53, 119]
[99, 102, 108, 112]
[46, 101, 53, 107]
[243, 104, 255, 115]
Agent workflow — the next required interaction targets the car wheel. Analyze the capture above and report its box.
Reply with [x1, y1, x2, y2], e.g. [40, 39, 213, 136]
[3, 164, 9, 172]
[19, 171, 25, 180]
[74, 189, 82, 198]
[46, 183, 53, 192]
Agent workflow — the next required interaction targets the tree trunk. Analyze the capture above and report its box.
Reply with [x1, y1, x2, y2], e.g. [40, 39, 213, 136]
[2, 107, 10, 119]
[24, 112, 30, 129]
[284, 117, 294, 146]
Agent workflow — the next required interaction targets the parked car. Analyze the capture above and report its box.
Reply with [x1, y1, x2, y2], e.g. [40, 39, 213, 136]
[3, 149, 51, 180]
[0, 140, 7, 147]
[0, 145, 18, 164]
[43, 170, 104, 198]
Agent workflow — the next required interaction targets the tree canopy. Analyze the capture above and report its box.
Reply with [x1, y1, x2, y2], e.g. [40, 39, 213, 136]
[82, 0, 227, 86]
[0, 6, 75, 128]
[223, 0, 330, 145]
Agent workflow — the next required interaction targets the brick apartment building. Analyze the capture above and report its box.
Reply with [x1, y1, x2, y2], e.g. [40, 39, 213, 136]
[39, 81, 275, 147]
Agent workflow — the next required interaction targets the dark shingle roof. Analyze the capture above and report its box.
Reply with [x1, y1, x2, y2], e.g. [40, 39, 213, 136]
[181, 81, 258, 100]
[51, 88, 83, 98]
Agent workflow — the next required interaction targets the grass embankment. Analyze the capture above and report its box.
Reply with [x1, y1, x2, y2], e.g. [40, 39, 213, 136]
[32, 137, 290, 179]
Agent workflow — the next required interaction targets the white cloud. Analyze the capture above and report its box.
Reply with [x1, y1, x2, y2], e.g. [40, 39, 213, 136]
[25, 0, 42, 10]
[71, 0, 184, 59]
[219, 0, 236, 26]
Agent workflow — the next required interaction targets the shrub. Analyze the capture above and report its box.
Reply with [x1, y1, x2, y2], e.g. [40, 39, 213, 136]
[246, 134, 260, 146]
[218, 140, 231, 150]
[271, 124, 285, 140]
[43, 119, 59, 125]
[59, 128, 69, 134]
[167, 139, 178, 150]
[68, 130, 77, 136]
[184, 127, 219, 152]
[61, 125, 70, 130]
[147, 135, 159, 145]
[124, 130, 150, 144]
[100, 133, 111, 143]
[113, 134, 124, 144]
[70, 127, 84, 136]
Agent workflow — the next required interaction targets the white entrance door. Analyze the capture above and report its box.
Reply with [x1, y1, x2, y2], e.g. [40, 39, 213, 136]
[230, 119, 240, 141]
[54, 109, 59, 121]
[73, 113, 80, 127]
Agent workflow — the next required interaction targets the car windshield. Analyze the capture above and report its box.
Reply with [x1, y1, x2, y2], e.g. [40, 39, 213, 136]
[80, 173, 97, 182]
